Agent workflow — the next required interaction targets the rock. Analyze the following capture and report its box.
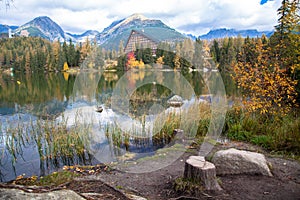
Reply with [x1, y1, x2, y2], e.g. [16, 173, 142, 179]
[126, 193, 148, 200]
[167, 95, 183, 107]
[0, 188, 84, 200]
[211, 148, 272, 176]
[95, 105, 104, 113]
[184, 156, 222, 191]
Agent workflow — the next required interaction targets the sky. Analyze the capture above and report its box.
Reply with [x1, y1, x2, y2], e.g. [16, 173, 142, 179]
[0, 0, 281, 36]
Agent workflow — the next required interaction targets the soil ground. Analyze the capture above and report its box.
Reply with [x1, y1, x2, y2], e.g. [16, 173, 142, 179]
[1, 141, 300, 200]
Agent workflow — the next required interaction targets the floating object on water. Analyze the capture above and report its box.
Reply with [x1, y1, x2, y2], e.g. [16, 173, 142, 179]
[96, 106, 103, 113]
[17, 80, 21, 85]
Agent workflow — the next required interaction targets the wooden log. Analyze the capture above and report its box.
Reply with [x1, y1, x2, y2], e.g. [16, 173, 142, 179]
[184, 156, 222, 191]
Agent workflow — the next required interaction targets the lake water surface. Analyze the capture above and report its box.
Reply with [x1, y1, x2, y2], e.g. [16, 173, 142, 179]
[0, 70, 232, 181]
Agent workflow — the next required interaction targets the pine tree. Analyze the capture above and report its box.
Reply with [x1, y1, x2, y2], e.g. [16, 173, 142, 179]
[192, 38, 204, 69]
[271, 0, 300, 69]
[211, 39, 220, 63]
[118, 40, 125, 56]
[181, 38, 194, 62]
[68, 39, 76, 67]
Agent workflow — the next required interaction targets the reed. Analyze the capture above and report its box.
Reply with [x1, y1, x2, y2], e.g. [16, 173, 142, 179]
[1, 115, 92, 167]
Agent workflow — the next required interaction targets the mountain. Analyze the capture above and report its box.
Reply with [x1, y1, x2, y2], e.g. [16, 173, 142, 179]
[66, 30, 100, 43]
[0, 25, 18, 33]
[3, 15, 275, 47]
[184, 33, 197, 41]
[96, 13, 186, 50]
[13, 16, 70, 42]
[199, 28, 274, 40]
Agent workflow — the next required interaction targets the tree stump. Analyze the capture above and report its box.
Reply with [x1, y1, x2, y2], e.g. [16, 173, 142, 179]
[184, 156, 222, 191]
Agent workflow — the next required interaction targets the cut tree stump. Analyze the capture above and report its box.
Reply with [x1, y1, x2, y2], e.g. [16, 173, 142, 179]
[184, 156, 222, 191]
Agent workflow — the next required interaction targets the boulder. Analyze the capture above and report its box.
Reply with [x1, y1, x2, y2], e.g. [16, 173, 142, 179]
[0, 188, 84, 200]
[211, 148, 272, 176]
[167, 95, 183, 107]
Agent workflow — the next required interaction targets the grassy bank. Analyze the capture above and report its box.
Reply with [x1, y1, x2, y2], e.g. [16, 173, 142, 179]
[223, 106, 300, 158]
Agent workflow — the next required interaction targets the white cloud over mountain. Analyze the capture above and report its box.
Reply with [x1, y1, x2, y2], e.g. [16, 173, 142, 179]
[0, 0, 281, 35]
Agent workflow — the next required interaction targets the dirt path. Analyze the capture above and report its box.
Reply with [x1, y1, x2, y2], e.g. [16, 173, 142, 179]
[1, 141, 300, 200]
[70, 141, 300, 200]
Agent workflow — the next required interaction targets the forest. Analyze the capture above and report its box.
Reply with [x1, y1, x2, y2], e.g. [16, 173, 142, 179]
[0, 0, 299, 155]
[0, 37, 103, 72]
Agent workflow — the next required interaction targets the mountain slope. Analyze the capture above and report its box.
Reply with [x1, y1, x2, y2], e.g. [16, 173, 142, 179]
[199, 28, 273, 40]
[96, 13, 186, 50]
[13, 16, 69, 41]
[66, 30, 100, 43]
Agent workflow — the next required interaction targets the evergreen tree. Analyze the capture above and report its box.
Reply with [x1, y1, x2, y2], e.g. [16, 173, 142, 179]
[142, 48, 154, 64]
[118, 40, 125, 56]
[211, 39, 220, 63]
[68, 39, 76, 67]
[192, 38, 204, 69]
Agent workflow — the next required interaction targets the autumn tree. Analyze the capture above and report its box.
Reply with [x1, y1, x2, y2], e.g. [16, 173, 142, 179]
[233, 37, 297, 115]
[173, 43, 181, 69]
[80, 37, 91, 62]
[0, 37, 82, 72]
[126, 51, 144, 69]
[270, 0, 300, 101]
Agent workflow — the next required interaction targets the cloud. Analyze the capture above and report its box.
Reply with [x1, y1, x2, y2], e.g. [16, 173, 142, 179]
[0, 0, 281, 35]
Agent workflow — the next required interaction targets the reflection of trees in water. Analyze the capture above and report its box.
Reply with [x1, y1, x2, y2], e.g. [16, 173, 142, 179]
[0, 72, 76, 106]
[0, 68, 231, 181]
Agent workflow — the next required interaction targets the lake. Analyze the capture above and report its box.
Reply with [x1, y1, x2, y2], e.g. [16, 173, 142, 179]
[0, 69, 231, 181]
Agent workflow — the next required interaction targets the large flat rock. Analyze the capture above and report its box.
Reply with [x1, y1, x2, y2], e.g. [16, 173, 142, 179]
[0, 188, 84, 200]
[211, 148, 272, 176]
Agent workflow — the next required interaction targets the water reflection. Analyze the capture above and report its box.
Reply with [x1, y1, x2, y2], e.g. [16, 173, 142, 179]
[0, 69, 228, 181]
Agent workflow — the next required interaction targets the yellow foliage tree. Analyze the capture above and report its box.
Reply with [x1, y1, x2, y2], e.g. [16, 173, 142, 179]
[126, 51, 145, 69]
[156, 56, 164, 65]
[63, 62, 69, 71]
[233, 38, 297, 115]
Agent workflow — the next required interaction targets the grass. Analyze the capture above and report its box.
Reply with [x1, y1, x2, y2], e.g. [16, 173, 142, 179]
[174, 177, 205, 197]
[2, 115, 92, 167]
[2, 96, 300, 185]
[223, 106, 300, 158]
[13, 171, 80, 186]
[104, 123, 131, 150]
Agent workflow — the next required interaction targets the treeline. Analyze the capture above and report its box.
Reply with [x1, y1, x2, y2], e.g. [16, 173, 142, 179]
[116, 38, 208, 72]
[0, 72, 76, 105]
[0, 37, 115, 72]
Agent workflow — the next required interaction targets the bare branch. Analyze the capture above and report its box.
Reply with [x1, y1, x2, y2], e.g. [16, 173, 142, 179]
[0, 0, 14, 10]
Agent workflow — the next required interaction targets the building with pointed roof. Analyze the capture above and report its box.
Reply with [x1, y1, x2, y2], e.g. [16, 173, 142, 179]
[124, 30, 158, 54]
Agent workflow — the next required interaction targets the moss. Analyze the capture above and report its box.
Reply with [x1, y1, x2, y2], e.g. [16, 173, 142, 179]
[174, 177, 204, 195]
[13, 171, 80, 186]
